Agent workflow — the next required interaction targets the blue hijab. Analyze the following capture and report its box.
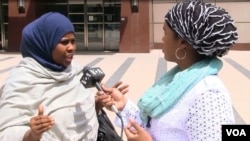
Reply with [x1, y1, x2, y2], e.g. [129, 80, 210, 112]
[20, 12, 75, 72]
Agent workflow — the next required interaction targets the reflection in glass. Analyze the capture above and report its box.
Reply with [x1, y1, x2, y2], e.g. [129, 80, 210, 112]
[43, 0, 67, 3]
[43, 5, 67, 16]
[75, 33, 85, 49]
[3, 5, 8, 22]
[69, 4, 84, 13]
[74, 24, 85, 50]
[4, 24, 7, 37]
[69, 14, 84, 23]
[88, 14, 103, 22]
[88, 24, 103, 50]
[73, 24, 84, 32]
[104, 24, 120, 51]
[104, 4, 120, 22]
[88, 24, 103, 40]
[87, 4, 102, 13]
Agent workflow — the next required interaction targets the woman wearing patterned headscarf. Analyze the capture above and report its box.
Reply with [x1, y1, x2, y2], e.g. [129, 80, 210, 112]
[0, 12, 99, 141]
[97, 0, 238, 141]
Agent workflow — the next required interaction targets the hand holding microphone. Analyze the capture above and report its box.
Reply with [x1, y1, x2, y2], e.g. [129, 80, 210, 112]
[80, 66, 122, 115]
[97, 84, 128, 112]
[80, 66, 126, 140]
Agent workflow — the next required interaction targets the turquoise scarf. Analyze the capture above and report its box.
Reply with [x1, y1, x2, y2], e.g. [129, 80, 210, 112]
[137, 57, 223, 122]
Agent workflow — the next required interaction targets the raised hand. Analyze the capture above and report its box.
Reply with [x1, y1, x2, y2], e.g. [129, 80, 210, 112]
[125, 119, 153, 141]
[112, 81, 129, 95]
[28, 104, 55, 140]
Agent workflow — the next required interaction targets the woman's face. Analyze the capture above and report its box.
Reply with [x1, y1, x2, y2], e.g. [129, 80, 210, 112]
[52, 32, 76, 67]
[162, 22, 181, 62]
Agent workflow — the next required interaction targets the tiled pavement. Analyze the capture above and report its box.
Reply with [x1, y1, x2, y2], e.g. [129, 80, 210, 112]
[0, 49, 249, 140]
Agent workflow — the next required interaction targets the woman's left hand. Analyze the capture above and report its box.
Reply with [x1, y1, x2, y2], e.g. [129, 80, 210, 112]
[112, 81, 129, 95]
[95, 81, 129, 112]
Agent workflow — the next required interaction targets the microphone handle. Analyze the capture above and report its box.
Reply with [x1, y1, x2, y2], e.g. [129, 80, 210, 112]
[95, 82, 119, 114]
[95, 82, 103, 91]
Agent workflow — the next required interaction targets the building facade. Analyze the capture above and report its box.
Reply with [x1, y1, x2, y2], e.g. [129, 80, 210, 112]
[0, 0, 250, 53]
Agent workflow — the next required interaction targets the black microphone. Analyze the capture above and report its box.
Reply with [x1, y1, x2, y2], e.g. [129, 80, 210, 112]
[80, 66, 119, 114]
[80, 66, 124, 140]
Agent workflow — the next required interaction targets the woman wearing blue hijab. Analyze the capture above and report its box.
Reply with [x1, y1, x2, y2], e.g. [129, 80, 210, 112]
[0, 12, 99, 141]
[20, 12, 75, 72]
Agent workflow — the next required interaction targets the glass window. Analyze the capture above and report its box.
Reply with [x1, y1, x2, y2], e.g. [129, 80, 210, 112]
[216, 0, 250, 1]
[69, 4, 84, 13]
[87, 4, 102, 13]
[44, 0, 67, 3]
[104, 4, 120, 22]
[43, 4, 68, 16]
[88, 14, 103, 22]
[153, 0, 250, 2]
[73, 24, 84, 32]
[69, 14, 84, 22]
[69, 0, 84, 4]
[176, 0, 215, 2]
[104, 0, 121, 2]
[153, 0, 176, 2]
[3, 5, 8, 23]
[4, 24, 7, 35]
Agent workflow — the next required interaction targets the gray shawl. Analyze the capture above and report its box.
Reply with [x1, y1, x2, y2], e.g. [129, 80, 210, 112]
[0, 57, 98, 141]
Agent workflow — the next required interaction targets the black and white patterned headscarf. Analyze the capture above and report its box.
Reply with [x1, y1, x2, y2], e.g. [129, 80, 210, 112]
[165, 0, 239, 57]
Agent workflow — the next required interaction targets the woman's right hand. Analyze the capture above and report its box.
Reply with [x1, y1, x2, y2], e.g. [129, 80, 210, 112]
[24, 104, 55, 141]
[97, 84, 127, 111]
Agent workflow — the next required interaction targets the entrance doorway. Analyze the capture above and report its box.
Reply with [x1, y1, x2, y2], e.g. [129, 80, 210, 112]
[48, 0, 121, 51]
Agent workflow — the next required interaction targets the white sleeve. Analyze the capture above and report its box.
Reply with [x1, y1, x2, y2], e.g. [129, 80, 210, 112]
[186, 89, 235, 141]
[114, 99, 147, 128]
[0, 126, 29, 141]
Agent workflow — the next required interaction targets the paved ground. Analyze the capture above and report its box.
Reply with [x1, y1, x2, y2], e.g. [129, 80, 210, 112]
[0, 49, 249, 140]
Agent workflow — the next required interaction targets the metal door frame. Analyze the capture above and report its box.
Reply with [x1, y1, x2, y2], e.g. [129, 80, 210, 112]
[0, 0, 6, 50]
[84, 0, 88, 49]
[84, 0, 104, 50]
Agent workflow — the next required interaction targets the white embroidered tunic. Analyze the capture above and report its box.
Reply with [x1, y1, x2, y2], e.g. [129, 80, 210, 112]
[115, 75, 234, 141]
